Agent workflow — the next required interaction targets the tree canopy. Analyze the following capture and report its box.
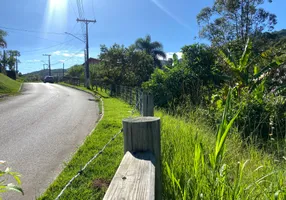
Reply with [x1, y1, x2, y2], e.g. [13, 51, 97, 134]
[197, 0, 277, 46]
[0, 29, 7, 49]
[135, 35, 166, 68]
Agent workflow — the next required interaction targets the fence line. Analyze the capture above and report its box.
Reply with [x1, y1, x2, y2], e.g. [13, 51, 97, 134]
[56, 81, 156, 199]
[55, 128, 123, 200]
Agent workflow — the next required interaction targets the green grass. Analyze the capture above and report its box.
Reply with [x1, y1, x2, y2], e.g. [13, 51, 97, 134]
[0, 73, 21, 95]
[159, 104, 286, 199]
[38, 85, 135, 200]
[39, 84, 285, 199]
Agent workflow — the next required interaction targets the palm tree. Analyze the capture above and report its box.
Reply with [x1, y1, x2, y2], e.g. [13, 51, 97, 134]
[0, 30, 7, 48]
[135, 35, 166, 67]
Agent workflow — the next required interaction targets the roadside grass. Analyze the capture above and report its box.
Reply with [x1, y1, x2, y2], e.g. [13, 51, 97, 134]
[38, 85, 135, 200]
[39, 84, 285, 199]
[159, 108, 286, 199]
[0, 73, 21, 95]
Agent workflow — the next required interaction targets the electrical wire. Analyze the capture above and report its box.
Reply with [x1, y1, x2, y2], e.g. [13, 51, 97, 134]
[0, 26, 65, 35]
[92, 0, 96, 20]
[21, 39, 74, 53]
[7, 30, 66, 43]
[51, 49, 84, 65]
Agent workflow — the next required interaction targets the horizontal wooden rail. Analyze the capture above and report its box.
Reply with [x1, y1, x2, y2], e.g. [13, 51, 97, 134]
[103, 117, 161, 200]
[103, 151, 155, 200]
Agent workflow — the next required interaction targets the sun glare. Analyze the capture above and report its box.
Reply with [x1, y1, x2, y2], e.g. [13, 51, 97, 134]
[49, 0, 67, 11]
[43, 0, 68, 34]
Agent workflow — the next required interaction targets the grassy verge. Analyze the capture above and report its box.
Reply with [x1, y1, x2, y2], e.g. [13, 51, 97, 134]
[0, 73, 21, 95]
[159, 108, 286, 199]
[40, 84, 285, 199]
[38, 85, 135, 200]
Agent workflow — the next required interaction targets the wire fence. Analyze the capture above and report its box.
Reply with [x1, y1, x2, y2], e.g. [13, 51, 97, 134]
[55, 128, 123, 200]
[54, 83, 145, 199]
[92, 83, 144, 114]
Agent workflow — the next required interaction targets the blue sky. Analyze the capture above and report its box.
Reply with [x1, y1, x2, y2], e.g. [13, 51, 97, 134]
[0, 0, 285, 74]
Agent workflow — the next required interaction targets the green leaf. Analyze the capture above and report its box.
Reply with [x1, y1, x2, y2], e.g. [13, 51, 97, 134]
[239, 38, 252, 71]
[219, 50, 237, 71]
[5, 184, 24, 195]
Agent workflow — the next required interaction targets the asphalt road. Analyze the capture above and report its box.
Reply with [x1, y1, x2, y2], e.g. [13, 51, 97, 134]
[0, 83, 99, 200]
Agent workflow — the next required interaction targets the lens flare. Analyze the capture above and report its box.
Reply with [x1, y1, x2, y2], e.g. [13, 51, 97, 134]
[43, 0, 68, 34]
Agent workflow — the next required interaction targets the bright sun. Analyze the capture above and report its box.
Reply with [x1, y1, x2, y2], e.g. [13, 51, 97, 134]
[44, 0, 68, 32]
[49, 0, 67, 10]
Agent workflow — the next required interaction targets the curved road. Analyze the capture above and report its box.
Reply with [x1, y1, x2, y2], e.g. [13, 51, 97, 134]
[0, 83, 99, 200]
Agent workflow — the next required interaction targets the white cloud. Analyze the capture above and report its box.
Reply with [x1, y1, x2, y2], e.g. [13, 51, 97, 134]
[158, 52, 182, 60]
[62, 53, 84, 58]
[25, 59, 41, 63]
[52, 50, 84, 58]
[52, 50, 62, 56]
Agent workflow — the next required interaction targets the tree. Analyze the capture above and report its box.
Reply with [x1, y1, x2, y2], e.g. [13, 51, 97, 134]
[135, 35, 166, 67]
[98, 44, 154, 86]
[197, 0, 277, 46]
[67, 65, 84, 80]
[0, 29, 7, 48]
[99, 44, 128, 85]
[0, 50, 8, 73]
[6, 50, 20, 71]
[181, 44, 220, 83]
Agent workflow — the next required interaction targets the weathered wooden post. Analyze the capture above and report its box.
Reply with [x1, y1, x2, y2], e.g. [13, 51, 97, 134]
[135, 88, 139, 110]
[123, 117, 161, 200]
[142, 92, 154, 116]
[129, 87, 133, 105]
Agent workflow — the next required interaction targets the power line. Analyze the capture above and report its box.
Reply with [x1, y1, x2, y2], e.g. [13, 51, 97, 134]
[0, 26, 65, 35]
[51, 49, 84, 65]
[77, 0, 85, 35]
[69, 0, 78, 17]
[92, 0, 96, 20]
[21, 39, 74, 53]
[8, 30, 66, 43]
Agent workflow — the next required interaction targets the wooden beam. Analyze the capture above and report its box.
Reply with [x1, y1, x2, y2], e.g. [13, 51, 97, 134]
[122, 117, 161, 200]
[103, 151, 155, 200]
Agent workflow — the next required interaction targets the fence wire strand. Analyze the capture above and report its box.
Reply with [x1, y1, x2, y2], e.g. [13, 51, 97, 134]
[55, 128, 123, 200]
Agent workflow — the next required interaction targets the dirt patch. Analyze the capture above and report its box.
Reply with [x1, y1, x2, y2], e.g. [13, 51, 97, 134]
[92, 178, 110, 191]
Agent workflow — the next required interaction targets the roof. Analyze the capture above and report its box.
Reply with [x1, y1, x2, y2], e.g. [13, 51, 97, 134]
[82, 58, 100, 65]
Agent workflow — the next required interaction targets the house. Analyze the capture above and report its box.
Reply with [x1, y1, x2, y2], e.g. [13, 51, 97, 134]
[82, 58, 100, 66]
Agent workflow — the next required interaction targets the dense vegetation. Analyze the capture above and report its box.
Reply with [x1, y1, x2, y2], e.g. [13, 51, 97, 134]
[2, 0, 284, 198]
[61, 0, 286, 198]
[0, 29, 21, 77]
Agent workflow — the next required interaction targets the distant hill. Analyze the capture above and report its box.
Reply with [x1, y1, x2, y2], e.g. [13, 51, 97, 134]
[24, 68, 67, 78]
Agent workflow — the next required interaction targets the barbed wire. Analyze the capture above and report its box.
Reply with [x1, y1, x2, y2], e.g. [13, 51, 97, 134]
[55, 128, 122, 200]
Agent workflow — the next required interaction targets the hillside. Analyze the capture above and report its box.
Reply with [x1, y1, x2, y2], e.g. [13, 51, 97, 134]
[24, 68, 67, 78]
[0, 73, 21, 95]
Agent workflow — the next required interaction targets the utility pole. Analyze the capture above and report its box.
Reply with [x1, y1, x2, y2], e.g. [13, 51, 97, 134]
[16, 55, 18, 74]
[43, 54, 51, 76]
[76, 18, 96, 88]
[62, 62, 65, 78]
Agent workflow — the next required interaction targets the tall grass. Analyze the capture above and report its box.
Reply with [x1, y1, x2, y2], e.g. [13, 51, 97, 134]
[159, 89, 286, 199]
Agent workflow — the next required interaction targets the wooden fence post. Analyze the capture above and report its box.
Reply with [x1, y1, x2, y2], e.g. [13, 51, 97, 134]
[129, 87, 133, 105]
[123, 117, 161, 200]
[142, 92, 154, 116]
